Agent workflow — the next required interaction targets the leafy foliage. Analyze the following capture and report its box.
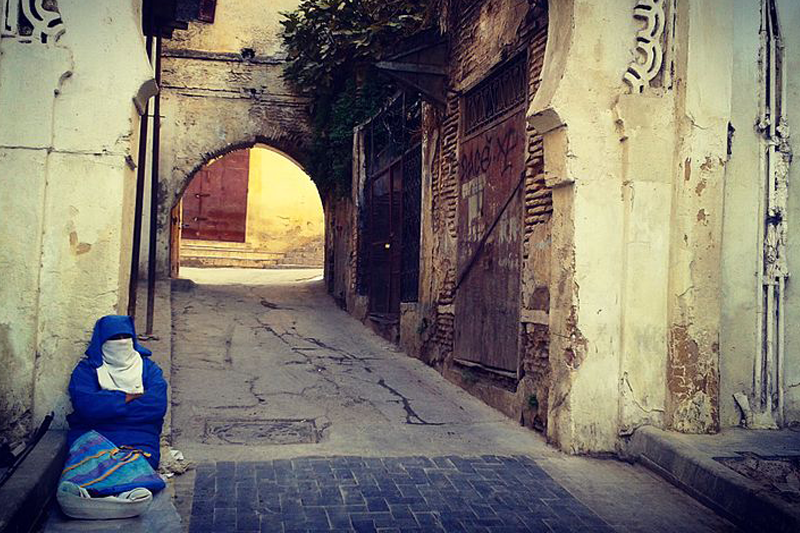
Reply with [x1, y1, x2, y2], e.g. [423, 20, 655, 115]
[281, 0, 432, 196]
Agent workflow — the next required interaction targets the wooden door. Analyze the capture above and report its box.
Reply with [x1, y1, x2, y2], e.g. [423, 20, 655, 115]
[182, 150, 249, 242]
[170, 202, 181, 278]
[454, 55, 527, 374]
[367, 159, 403, 316]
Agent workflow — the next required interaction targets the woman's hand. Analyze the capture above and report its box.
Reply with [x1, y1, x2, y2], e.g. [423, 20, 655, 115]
[125, 393, 144, 403]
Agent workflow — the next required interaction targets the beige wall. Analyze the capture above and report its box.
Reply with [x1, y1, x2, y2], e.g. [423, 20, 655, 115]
[245, 147, 324, 262]
[0, 0, 153, 437]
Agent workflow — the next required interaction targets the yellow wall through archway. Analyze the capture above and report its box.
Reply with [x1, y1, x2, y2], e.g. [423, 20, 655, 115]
[179, 146, 324, 269]
[245, 146, 324, 259]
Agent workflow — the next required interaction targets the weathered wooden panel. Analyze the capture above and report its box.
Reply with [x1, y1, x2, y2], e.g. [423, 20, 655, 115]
[455, 101, 526, 373]
[367, 163, 403, 316]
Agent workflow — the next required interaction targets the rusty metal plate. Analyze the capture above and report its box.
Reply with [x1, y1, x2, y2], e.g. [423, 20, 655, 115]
[202, 419, 319, 445]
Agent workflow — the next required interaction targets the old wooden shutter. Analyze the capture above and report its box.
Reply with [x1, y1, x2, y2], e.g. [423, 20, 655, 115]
[454, 54, 528, 375]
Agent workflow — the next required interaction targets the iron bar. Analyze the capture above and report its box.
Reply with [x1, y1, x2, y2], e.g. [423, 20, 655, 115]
[146, 35, 163, 335]
[127, 34, 154, 319]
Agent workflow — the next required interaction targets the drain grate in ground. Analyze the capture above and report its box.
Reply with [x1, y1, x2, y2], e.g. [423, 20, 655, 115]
[716, 453, 800, 503]
[202, 418, 319, 445]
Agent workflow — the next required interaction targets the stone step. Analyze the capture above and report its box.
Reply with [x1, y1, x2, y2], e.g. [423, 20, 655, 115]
[180, 248, 285, 261]
[179, 256, 280, 269]
[180, 241, 322, 269]
[181, 242, 282, 256]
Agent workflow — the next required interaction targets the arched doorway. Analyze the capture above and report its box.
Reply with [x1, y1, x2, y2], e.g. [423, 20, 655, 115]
[171, 145, 324, 277]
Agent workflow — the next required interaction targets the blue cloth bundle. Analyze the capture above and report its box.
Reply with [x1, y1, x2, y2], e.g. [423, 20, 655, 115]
[59, 430, 165, 497]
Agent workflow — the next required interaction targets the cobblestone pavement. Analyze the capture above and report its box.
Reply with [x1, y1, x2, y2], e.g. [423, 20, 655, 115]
[171, 269, 739, 533]
[188, 456, 611, 533]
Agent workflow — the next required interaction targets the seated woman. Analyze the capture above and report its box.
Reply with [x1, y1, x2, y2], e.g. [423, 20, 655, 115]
[66, 315, 167, 470]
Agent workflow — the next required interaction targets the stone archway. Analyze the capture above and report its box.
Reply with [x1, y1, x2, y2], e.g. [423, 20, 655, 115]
[171, 137, 311, 210]
[150, 0, 312, 277]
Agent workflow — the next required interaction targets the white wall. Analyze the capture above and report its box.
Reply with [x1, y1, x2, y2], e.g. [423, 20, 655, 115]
[721, 0, 799, 428]
[720, 1, 766, 427]
[777, 0, 800, 424]
[0, 0, 153, 434]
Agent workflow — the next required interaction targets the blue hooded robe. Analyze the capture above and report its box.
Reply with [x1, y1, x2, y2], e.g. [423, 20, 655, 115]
[66, 315, 167, 469]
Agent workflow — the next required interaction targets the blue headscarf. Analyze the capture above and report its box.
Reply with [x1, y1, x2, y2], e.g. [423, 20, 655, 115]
[84, 315, 151, 368]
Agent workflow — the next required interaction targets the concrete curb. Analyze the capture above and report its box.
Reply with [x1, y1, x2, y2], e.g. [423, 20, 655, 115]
[627, 426, 800, 533]
[0, 430, 67, 533]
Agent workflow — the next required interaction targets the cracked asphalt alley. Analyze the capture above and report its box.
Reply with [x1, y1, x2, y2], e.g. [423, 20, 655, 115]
[171, 268, 737, 532]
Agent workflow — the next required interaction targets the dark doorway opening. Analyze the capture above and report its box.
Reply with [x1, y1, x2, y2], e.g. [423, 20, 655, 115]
[362, 93, 422, 320]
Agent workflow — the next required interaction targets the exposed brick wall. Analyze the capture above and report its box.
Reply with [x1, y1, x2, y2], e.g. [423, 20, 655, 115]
[432, 263, 457, 363]
[523, 11, 551, 253]
[435, 97, 461, 239]
[519, 12, 551, 431]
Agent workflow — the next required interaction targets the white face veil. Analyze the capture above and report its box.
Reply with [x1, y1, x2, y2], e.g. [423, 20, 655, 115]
[96, 338, 144, 394]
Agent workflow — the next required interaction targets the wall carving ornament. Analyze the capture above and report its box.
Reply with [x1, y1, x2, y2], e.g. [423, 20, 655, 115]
[623, 0, 666, 93]
[1, 0, 65, 43]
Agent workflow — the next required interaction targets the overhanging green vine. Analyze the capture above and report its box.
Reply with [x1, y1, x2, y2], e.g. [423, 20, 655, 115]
[280, 0, 433, 196]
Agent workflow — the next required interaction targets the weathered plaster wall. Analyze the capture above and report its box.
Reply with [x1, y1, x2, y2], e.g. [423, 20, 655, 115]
[528, 0, 637, 453]
[528, 0, 735, 451]
[154, 0, 310, 277]
[720, 1, 767, 428]
[777, 0, 800, 423]
[665, 0, 732, 433]
[0, 0, 153, 435]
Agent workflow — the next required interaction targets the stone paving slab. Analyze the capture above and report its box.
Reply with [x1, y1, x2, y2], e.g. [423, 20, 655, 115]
[187, 455, 612, 533]
[43, 487, 182, 533]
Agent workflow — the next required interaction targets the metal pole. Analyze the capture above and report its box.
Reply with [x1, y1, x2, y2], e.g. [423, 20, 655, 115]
[146, 35, 162, 335]
[127, 34, 154, 318]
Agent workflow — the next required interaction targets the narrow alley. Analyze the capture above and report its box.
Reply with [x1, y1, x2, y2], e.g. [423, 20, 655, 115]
[3, 1, 800, 532]
[170, 268, 735, 533]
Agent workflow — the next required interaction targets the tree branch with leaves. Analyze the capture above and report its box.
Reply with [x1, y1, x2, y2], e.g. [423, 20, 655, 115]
[281, 0, 432, 196]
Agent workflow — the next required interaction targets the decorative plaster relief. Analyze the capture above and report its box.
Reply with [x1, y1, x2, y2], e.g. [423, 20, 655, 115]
[1, 0, 64, 43]
[623, 0, 666, 94]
